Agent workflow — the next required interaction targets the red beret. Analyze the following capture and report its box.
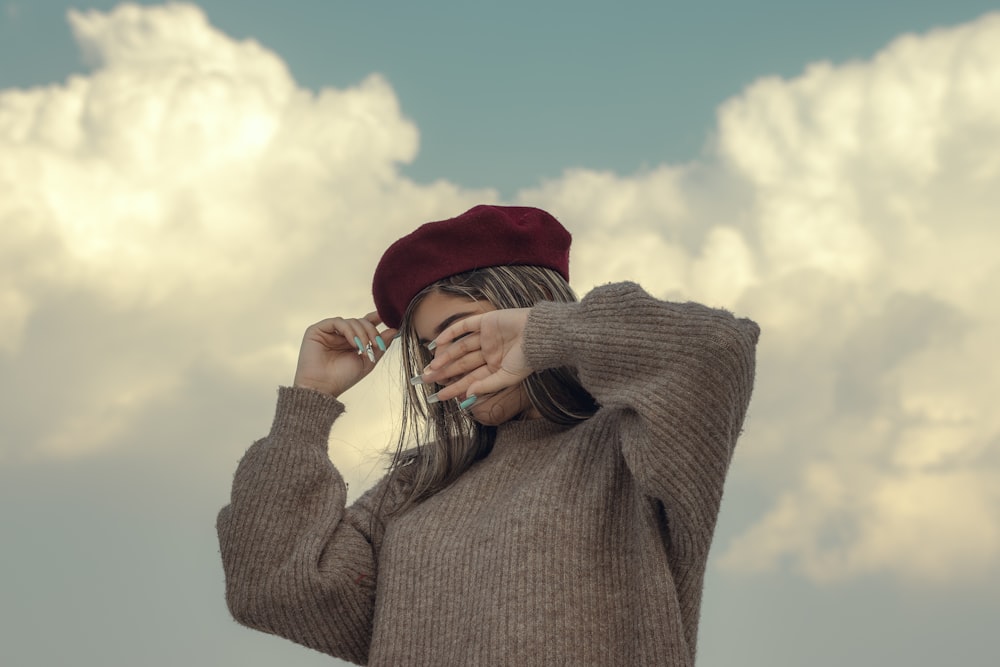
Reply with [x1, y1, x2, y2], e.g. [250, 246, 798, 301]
[373, 204, 571, 329]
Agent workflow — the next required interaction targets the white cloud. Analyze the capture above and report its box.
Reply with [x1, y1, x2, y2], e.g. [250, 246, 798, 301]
[524, 14, 1000, 584]
[2, 3, 422, 310]
[0, 3, 490, 464]
[707, 14, 1000, 584]
[516, 165, 760, 305]
[2, 3, 999, 586]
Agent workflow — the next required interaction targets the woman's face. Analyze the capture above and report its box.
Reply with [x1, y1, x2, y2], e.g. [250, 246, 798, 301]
[411, 290, 538, 425]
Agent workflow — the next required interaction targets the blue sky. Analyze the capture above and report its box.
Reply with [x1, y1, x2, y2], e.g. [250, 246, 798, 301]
[5, 0, 999, 196]
[2, 2, 999, 666]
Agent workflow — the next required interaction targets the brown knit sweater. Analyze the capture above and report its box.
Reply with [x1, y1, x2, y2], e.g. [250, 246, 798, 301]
[217, 282, 759, 666]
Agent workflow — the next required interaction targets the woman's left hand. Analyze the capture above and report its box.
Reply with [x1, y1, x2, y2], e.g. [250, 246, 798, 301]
[423, 308, 533, 402]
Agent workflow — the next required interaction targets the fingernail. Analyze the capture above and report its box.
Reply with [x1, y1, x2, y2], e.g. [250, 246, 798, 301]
[365, 344, 376, 363]
[427, 393, 440, 404]
[375, 336, 387, 352]
[409, 374, 424, 386]
[426, 340, 437, 351]
[353, 336, 364, 355]
[459, 395, 478, 410]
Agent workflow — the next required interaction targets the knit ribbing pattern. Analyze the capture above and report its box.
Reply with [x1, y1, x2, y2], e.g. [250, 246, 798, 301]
[217, 282, 759, 666]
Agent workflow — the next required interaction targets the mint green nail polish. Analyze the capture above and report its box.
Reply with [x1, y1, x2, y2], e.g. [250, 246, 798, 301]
[409, 374, 424, 386]
[376, 336, 387, 352]
[426, 340, 437, 351]
[353, 336, 364, 354]
[427, 393, 440, 404]
[460, 395, 478, 410]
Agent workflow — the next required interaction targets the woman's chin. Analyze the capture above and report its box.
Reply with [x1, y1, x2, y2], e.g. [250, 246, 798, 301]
[467, 402, 507, 426]
[466, 390, 539, 425]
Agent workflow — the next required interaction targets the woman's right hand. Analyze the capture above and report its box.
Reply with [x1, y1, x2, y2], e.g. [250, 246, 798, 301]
[292, 311, 397, 398]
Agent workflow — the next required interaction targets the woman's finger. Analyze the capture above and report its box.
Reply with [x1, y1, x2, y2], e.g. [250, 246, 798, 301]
[377, 327, 399, 352]
[427, 332, 483, 372]
[430, 313, 484, 352]
[362, 311, 398, 355]
[308, 317, 346, 336]
[432, 349, 486, 386]
[335, 318, 375, 362]
[355, 318, 385, 362]
[424, 333, 482, 376]
[467, 366, 531, 399]
[305, 318, 354, 350]
[432, 364, 493, 403]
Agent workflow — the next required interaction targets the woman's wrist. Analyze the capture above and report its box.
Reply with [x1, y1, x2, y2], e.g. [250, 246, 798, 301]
[292, 377, 342, 398]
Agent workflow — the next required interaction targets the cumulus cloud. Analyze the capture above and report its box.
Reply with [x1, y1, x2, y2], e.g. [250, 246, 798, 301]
[2, 2, 999, 587]
[523, 15, 1000, 585]
[708, 15, 1000, 584]
[0, 3, 490, 465]
[2, 2, 417, 312]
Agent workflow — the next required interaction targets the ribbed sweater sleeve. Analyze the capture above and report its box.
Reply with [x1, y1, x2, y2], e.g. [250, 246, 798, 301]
[216, 386, 387, 665]
[522, 281, 759, 556]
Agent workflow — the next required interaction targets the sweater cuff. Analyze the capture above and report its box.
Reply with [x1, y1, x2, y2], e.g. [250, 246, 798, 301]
[523, 282, 647, 372]
[523, 299, 579, 371]
[269, 386, 347, 448]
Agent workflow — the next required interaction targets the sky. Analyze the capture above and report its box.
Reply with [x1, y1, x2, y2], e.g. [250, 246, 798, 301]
[1, 1, 999, 666]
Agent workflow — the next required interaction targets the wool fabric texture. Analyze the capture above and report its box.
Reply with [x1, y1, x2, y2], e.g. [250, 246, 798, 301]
[217, 282, 759, 666]
[372, 204, 572, 329]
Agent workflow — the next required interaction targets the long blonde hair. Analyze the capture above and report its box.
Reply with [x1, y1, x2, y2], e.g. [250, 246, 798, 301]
[385, 265, 598, 516]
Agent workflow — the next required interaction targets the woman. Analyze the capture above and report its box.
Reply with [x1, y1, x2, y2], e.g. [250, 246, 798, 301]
[217, 204, 759, 666]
